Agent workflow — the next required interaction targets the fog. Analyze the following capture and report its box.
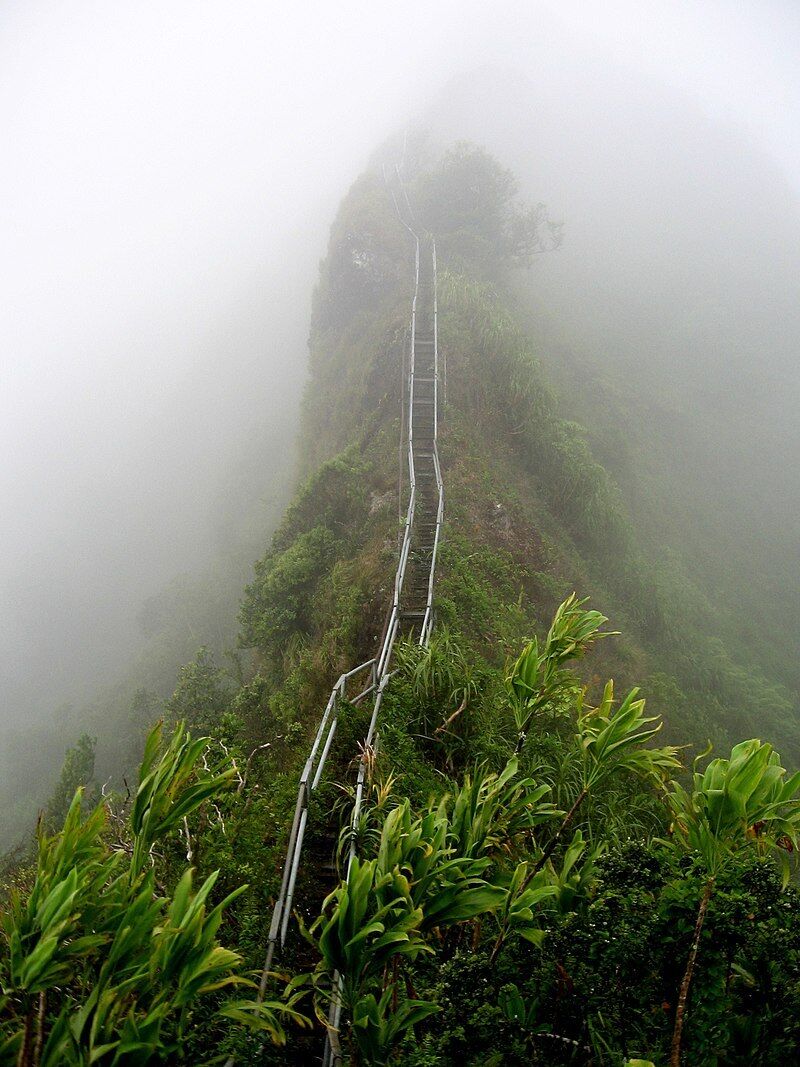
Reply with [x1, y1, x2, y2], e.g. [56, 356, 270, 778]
[421, 51, 800, 692]
[2, 1, 799, 835]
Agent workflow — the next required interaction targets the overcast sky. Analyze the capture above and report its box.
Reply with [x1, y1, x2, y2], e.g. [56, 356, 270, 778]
[1, 0, 799, 723]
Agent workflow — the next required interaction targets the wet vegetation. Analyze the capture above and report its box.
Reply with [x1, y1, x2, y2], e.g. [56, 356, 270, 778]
[3, 143, 800, 1065]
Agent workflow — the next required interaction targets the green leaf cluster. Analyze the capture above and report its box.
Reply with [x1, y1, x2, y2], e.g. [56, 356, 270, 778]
[0, 723, 302, 1064]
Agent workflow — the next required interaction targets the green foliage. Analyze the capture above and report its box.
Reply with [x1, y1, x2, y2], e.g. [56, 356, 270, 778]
[130, 721, 238, 879]
[439, 269, 636, 569]
[351, 985, 439, 1067]
[416, 143, 562, 274]
[43, 734, 96, 831]
[304, 759, 559, 1060]
[401, 843, 800, 1067]
[444, 759, 557, 862]
[491, 861, 556, 955]
[394, 630, 479, 768]
[666, 739, 800, 878]
[373, 794, 513, 934]
[574, 680, 681, 794]
[166, 648, 230, 734]
[545, 829, 604, 915]
[305, 856, 433, 1062]
[663, 739, 800, 1064]
[435, 535, 531, 662]
[506, 593, 613, 746]
[240, 525, 340, 664]
[0, 722, 304, 1064]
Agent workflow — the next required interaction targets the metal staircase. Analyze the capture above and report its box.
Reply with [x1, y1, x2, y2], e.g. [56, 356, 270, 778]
[402, 314, 441, 634]
[255, 162, 443, 1061]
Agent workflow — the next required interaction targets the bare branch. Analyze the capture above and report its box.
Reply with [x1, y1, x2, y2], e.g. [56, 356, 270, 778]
[237, 742, 273, 794]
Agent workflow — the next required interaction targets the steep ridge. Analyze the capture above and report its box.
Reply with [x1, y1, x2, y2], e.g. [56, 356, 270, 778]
[7, 137, 800, 1067]
[258, 162, 443, 1011]
[175, 139, 800, 1062]
[233, 144, 799, 1030]
[230, 142, 668, 1065]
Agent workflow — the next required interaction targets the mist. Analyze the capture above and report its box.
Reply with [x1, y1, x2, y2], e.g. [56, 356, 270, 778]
[2, 1, 799, 837]
[420, 51, 800, 691]
[0, 2, 450, 727]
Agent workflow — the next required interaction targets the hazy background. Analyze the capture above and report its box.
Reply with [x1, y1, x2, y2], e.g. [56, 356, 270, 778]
[2, 1, 799, 837]
[422, 56, 800, 696]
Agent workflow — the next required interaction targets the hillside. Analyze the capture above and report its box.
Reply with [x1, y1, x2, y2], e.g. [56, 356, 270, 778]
[423, 64, 800, 704]
[3, 142, 800, 1066]
[254, 138, 794, 762]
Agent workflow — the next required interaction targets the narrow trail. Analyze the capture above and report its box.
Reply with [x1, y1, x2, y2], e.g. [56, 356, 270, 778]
[255, 162, 443, 1057]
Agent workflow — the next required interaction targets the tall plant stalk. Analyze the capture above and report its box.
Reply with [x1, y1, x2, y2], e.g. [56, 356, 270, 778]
[665, 739, 800, 1065]
[669, 876, 714, 1067]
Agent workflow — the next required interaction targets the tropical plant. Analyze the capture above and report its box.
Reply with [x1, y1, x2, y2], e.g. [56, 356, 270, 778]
[506, 594, 614, 751]
[489, 829, 603, 964]
[350, 986, 439, 1067]
[545, 828, 604, 915]
[374, 802, 493, 928]
[529, 681, 680, 880]
[308, 759, 557, 1061]
[130, 721, 239, 879]
[444, 757, 558, 861]
[575, 681, 681, 793]
[305, 856, 433, 1063]
[0, 722, 304, 1065]
[664, 738, 800, 1066]
[488, 860, 556, 963]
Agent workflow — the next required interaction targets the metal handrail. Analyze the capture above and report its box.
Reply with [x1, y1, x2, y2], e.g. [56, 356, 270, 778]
[259, 656, 377, 984]
[258, 156, 445, 1067]
[346, 164, 422, 861]
[420, 237, 444, 645]
[323, 163, 445, 1067]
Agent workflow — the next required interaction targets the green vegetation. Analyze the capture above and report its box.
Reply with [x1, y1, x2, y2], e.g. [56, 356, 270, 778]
[0, 722, 305, 1064]
[3, 140, 799, 1064]
[282, 599, 800, 1065]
